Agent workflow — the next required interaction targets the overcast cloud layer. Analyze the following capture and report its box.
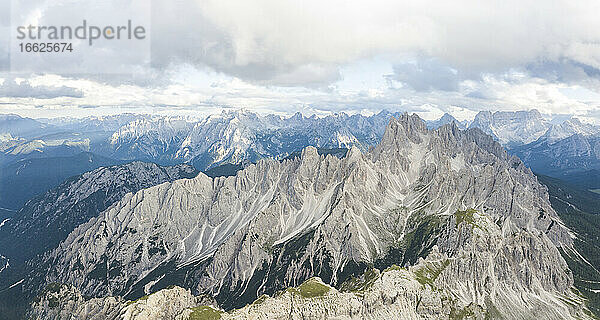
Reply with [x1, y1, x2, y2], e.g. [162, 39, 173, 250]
[1, 0, 600, 122]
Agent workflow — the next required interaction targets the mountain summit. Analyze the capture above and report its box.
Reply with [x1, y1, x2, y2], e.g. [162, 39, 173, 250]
[469, 109, 550, 146]
[24, 114, 591, 319]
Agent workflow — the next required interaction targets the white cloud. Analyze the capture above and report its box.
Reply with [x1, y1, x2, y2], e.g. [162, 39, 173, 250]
[1, 0, 600, 121]
[146, 0, 600, 86]
[1, 66, 598, 124]
[10, 0, 592, 87]
[0, 77, 83, 98]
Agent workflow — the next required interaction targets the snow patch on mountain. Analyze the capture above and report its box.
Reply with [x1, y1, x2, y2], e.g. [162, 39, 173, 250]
[469, 109, 550, 146]
[538, 118, 600, 143]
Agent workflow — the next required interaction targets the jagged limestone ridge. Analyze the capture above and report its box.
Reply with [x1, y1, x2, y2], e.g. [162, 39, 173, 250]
[34, 114, 581, 318]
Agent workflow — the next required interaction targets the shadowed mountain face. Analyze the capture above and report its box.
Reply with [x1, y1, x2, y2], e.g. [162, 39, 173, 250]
[0, 115, 55, 140]
[0, 152, 120, 211]
[0, 162, 198, 267]
[0, 162, 198, 319]
[506, 117, 600, 191]
[21, 115, 591, 319]
[511, 133, 600, 178]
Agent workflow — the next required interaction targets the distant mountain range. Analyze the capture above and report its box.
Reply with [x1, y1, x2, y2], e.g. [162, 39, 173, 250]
[468, 109, 551, 146]
[0, 111, 399, 211]
[1, 111, 599, 319]
[4, 109, 598, 165]
[2, 109, 599, 193]
[1, 110, 400, 169]
[2, 109, 599, 211]
[13, 114, 594, 319]
[425, 113, 468, 130]
[512, 133, 600, 173]
[430, 111, 600, 189]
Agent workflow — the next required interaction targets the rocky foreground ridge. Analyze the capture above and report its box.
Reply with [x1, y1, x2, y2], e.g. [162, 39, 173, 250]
[27, 114, 594, 319]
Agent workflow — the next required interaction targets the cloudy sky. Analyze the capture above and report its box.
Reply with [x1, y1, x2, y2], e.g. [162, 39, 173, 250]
[1, 0, 600, 122]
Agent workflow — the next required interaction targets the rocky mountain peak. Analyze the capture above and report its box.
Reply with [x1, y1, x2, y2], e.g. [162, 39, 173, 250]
[469, 109, 550, 146]
[21, 113, 586, 319]
[537, 117, 600, 143]
[378, 113, 426, 146]
[426, 112, 467, 130]
[299, 145, 319, 160]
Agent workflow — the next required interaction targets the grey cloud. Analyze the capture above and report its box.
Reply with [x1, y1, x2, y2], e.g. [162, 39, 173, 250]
[0, 0, 9, 27]
[148, 1, 342, 88]
[71, 70, 168, 88]
[0, 78, 84, 99]
[0, 38, 9, 72]
[147, 0, 600, 89]
[5, 0, 600, 90]
[390, 58, 461, 92]
[466, 88, 497, 100]
[582, 108, 600, 119]
[8, 0, 153, 79]
[527, 59, 600, 89]
[0, 0, 599, 126]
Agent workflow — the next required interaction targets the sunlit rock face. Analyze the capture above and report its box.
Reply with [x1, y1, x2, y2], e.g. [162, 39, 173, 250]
[31, 114, 588, 319]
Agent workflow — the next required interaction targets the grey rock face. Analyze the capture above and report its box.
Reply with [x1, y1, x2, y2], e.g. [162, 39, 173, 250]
[221, 261, 588, 320]
[27, 283, 216, 320]
[121, 286, 215, 320]
[30, 265, 591, 320]
[0, 160, 198, 317]
[27, 283, 124, 320]
[37, 114, 582, 318]
[469, 109, 550, 147]
[538, 118, 600, 143]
